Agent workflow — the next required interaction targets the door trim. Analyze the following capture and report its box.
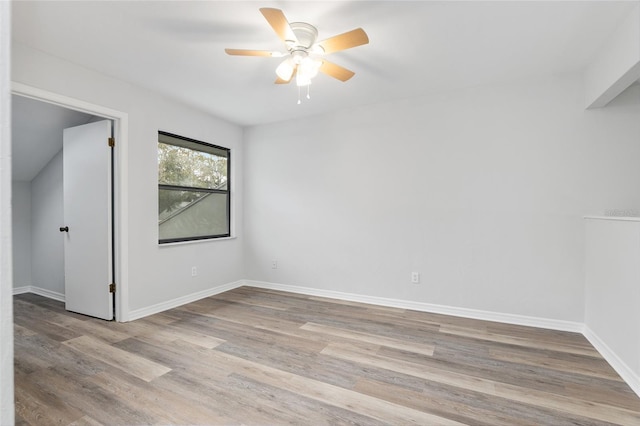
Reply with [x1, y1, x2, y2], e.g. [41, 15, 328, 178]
[12, 82, 130, 321]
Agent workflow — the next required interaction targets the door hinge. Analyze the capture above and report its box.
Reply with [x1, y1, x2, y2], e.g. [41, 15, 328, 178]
[108, 137, 115, 147]
[109, 283, 116, 293]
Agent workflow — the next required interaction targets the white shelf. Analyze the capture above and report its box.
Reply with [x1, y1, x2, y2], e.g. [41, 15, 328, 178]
[583, 216, 640, 222]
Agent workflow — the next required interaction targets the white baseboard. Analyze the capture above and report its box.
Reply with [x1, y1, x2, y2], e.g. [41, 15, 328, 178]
[13, 285, 65, 302]
[127, 280, 244, 321]
[583, 326, 640, 398]
[244, 280, 584, 333]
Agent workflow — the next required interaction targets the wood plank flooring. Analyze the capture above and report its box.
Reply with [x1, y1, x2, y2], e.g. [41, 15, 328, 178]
[13, 286, 640, 425]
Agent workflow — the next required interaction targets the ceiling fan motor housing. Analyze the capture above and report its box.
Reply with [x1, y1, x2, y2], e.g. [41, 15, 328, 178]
[289, 22, 318, 49]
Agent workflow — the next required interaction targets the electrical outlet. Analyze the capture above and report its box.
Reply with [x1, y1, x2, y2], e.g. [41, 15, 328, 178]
[411, 272, 420, 284]
[271, 260, 278, 269]
[191, 266, 197, 277]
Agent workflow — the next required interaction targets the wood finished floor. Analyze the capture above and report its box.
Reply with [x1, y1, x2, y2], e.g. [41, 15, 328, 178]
[14, 286, 640, 425]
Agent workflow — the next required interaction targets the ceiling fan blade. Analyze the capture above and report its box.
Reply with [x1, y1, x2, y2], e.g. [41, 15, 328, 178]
[260, 8, 297, 44]
[317, 28, 369, 54]
[225, 49, 282, 57]
[319, 60, 355, 82]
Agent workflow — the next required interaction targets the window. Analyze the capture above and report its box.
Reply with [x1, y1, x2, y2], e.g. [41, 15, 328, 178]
[158, 131, 230, 243]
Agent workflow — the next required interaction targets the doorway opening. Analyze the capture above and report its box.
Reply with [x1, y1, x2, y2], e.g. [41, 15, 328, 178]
[11, 83, 129, 321]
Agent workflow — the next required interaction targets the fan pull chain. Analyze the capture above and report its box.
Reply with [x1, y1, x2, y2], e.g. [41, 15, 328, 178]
[307, 85, 311, 100]
[297, 86, 301, 105]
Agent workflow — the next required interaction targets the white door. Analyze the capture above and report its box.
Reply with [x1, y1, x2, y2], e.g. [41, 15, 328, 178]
[63, 120, 113, 320]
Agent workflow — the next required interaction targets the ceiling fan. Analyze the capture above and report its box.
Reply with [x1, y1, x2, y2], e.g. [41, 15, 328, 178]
[225, 8, 369, 90]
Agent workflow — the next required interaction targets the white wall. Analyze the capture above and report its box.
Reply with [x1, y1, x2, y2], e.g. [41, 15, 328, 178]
[11, 180, 31, 288]
[244, 76, 640, 323]
[30, 150, 64, 295]
[0, 0, 14, 422]
[12, 43, 245, 314]
[585, 217, 640, 395]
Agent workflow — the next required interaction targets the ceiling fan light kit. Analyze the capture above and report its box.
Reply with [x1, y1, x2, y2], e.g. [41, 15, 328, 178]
[225, 8, 369, 103]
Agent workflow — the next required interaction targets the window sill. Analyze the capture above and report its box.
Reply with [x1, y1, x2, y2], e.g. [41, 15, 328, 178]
[158, 236, 237, 247]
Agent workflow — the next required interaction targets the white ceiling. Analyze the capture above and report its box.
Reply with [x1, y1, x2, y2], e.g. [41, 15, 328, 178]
[11, 1, 638, 127]
[12, 95, 94, 181]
